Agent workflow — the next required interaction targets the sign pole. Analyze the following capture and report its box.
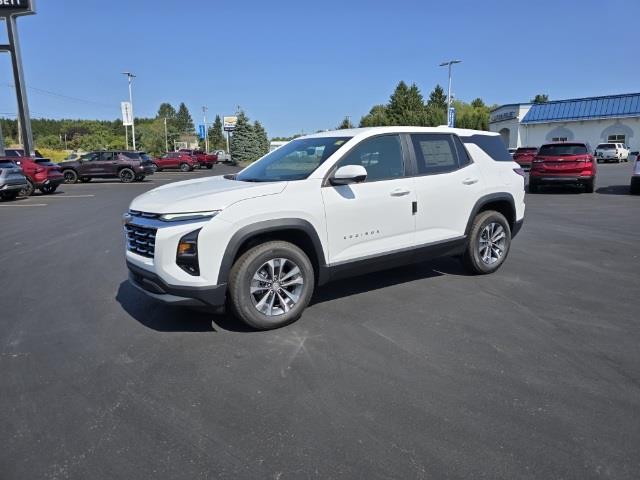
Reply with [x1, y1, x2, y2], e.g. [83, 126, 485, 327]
[7, 15, 34, 156]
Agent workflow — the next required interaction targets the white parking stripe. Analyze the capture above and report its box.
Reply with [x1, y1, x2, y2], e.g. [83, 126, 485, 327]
[46, 194, 96, 198]
[0, 203, 47, 207]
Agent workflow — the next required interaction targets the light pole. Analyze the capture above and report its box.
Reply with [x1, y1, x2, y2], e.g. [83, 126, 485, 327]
[439, 60, 461, 121]
[163, 117, 168, 152]
[122, 71, 136, 150]
[202, 106, 209, 152]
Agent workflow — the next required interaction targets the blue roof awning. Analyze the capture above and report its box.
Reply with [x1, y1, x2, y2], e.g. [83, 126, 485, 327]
[521, 93, 640, 124]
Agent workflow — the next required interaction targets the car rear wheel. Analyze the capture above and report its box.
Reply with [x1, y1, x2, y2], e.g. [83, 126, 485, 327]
[119, 168, 135, 183]
[179, 163, 190, 172]
[462, 210, 511, 275]
[20, 178, 35, 196]
[228, 241, 315, 330]
[584, 179, 594, 193]
[40, 184, 58, 195]
[0, 191, 18, 201]
[63, 169, 78, 184]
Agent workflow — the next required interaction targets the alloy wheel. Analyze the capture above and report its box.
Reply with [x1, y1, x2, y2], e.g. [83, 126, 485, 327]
[250, 258, 304, 316]
[478, 222, 506, 265]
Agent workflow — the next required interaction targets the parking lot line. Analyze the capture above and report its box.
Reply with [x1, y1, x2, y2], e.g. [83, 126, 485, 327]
[0, 203, 47, 207]
[46, 194, 96, 198]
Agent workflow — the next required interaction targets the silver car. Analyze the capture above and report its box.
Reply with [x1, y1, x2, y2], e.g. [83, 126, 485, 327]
[0, 158, 28, 201]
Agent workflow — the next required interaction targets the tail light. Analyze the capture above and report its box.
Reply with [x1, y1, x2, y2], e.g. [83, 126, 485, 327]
[513, 168, 526, 177]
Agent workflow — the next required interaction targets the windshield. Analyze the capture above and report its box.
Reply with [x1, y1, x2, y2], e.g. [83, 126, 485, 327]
[236, 137, 351, 182]
[539, 144, 587, 156]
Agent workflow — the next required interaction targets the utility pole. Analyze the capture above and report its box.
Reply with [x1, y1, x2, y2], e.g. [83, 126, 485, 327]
[122, 72, 136, 149]
[124, 125, 128, 150]
[439, 60, 461, 124]
[202, 106, 209, 152]
[164, 117, 168, 152]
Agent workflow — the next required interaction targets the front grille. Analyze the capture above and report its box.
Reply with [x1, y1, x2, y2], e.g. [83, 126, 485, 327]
[125, 224, 157, 258]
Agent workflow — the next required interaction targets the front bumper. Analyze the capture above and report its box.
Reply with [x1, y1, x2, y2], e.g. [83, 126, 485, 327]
[127, 261, 227, 308]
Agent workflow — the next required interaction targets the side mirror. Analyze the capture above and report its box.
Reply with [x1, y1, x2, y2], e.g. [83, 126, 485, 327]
[330, 164, 367, 185]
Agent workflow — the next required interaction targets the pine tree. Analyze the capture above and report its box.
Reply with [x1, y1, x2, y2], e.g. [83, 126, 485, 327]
[337, 116, 353, 129]
[157, 103, 177, 119]
[208, 115, 226, 151]
[253, 120, 269, 157]
[359, 105, 390, 127]
[175, 102, 195, 134]
[230, 111, 261, 163]
[427, 84, 447, 111]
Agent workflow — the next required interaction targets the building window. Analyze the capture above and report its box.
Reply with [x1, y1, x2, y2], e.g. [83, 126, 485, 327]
[607, 134, 626, 143]
[552, 137, 568, 142]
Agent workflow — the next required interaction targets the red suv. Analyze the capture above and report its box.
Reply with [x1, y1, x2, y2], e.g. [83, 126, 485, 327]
[152, 152, 197, 172]
[4, 149, 64, 196]
[512, 147, 538, 169]
[178, 149, 218, 169]
[529, 142, 596, 193]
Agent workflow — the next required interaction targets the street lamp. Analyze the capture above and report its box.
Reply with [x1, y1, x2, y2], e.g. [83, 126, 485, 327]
[122, 71, 136, 150]
[439, 60, 461, 121]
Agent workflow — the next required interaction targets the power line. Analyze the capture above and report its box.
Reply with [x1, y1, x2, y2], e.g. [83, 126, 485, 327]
[3, 83, 117, 110]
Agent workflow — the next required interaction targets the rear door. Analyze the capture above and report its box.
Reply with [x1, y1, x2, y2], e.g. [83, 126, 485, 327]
[409, 133, 483, 244]
[538, 144, 588, 174]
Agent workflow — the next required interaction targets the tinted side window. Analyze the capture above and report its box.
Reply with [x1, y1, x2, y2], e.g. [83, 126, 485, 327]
[462, 134, 512, 161]
[337, 135, 404, 182]
[99, 152, 114, 161]
[453, 135, 472, 168]
[411, 134, 458, 175]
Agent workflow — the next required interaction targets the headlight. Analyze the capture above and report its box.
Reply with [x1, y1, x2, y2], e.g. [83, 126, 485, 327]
[159, 210, 220, 222]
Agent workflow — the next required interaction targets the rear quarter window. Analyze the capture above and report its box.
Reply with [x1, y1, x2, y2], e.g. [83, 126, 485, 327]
[462, 134, 512, 161]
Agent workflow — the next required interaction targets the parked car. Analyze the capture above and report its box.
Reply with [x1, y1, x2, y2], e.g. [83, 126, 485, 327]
[512, 147, 538, 169]
[595, 143, 627, 163]
[58, 151, 155, 184]
[529, 142, 596, 193]
[0, 158, 28, 200]
[124, 126, 525, 330]
[178, 149, 217, 169]
[153, 152, 198, 172]
[213, 149, 235, 165]
[630, 155, 640, 195]
[11, 155, 64, 195]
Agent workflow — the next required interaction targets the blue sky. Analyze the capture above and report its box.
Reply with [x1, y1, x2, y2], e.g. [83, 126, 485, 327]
[0, 0, 638, 137]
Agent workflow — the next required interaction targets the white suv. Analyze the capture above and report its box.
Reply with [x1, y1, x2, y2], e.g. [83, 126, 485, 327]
[595, 143, 629, 163]
[124, 127, 525, 329]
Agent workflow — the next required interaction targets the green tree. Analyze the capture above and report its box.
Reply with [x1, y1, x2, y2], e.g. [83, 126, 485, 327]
[337, 116, 353, 129]
[359, 105, 391, 127]
[471, 98, 485, 109]
[175, 102, 195, 134]
[157, 103, 177, 119]
[253, 120, 269, 157]
[208, 115, 226, 151]
[531, 94, 549, 103]
[230, 111, 261, 163]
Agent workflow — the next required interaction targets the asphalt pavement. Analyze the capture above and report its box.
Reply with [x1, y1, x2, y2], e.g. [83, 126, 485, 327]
[1, 163, 639, 479]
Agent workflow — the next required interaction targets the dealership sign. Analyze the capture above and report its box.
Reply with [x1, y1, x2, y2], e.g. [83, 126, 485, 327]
[0, 0, 35, 16]
[223, 116, 237, 132]
[491, 110, 517, 123]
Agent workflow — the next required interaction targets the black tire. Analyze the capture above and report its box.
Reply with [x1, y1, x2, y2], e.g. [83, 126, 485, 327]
[153, 163, 162, 172]
[206, 164, 213, 169]
[584, 179, 594, 193]
[630, 181, 640, 195]
[0, 191, 19, 201]
[21, 178, 35, 196]
[528, 182, 539, 193]
[79, 177, 91, 183]
[179, 163, 190, 172]
[119, 168, 135, 183]
[40, 184, 58, 195]
[228, 241, 315, 330]
[62, 169, 78, 184]
[462, 210, 512, 275]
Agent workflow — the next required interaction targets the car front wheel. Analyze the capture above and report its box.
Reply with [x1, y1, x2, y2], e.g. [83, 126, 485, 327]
[228, 241, 315, 330]
[462, 210, 511, 275]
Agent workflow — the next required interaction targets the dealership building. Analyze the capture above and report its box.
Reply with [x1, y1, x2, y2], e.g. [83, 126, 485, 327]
[489, 93, 640, 151]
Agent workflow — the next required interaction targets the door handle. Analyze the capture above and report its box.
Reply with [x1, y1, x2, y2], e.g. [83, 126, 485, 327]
[462, 177, 479, 185]
[390, 187, 411, 196]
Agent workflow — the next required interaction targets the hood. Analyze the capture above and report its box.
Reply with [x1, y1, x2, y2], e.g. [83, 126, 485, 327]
[130, 175, 287, 214]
